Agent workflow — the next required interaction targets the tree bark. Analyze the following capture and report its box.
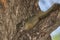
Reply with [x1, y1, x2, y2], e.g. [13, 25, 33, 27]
[0, 0, 60, 40]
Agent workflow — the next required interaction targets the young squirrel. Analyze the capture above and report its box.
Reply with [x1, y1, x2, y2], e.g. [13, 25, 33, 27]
[24, 3, 58, 30]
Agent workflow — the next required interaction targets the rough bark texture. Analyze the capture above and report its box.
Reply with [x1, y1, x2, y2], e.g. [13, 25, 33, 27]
[0, 0, 60, 40]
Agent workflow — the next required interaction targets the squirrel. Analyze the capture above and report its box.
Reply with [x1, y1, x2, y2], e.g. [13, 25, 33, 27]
[24, 2, 59, 30]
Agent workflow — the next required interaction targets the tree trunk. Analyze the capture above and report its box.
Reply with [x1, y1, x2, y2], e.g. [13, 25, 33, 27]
[0, 0, 60, 40]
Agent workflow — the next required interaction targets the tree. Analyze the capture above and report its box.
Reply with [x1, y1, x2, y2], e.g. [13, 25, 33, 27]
[0, 0, 60, 40]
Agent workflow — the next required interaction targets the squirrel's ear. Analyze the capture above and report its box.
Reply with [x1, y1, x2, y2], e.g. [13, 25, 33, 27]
[38, 0, 54, 12]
